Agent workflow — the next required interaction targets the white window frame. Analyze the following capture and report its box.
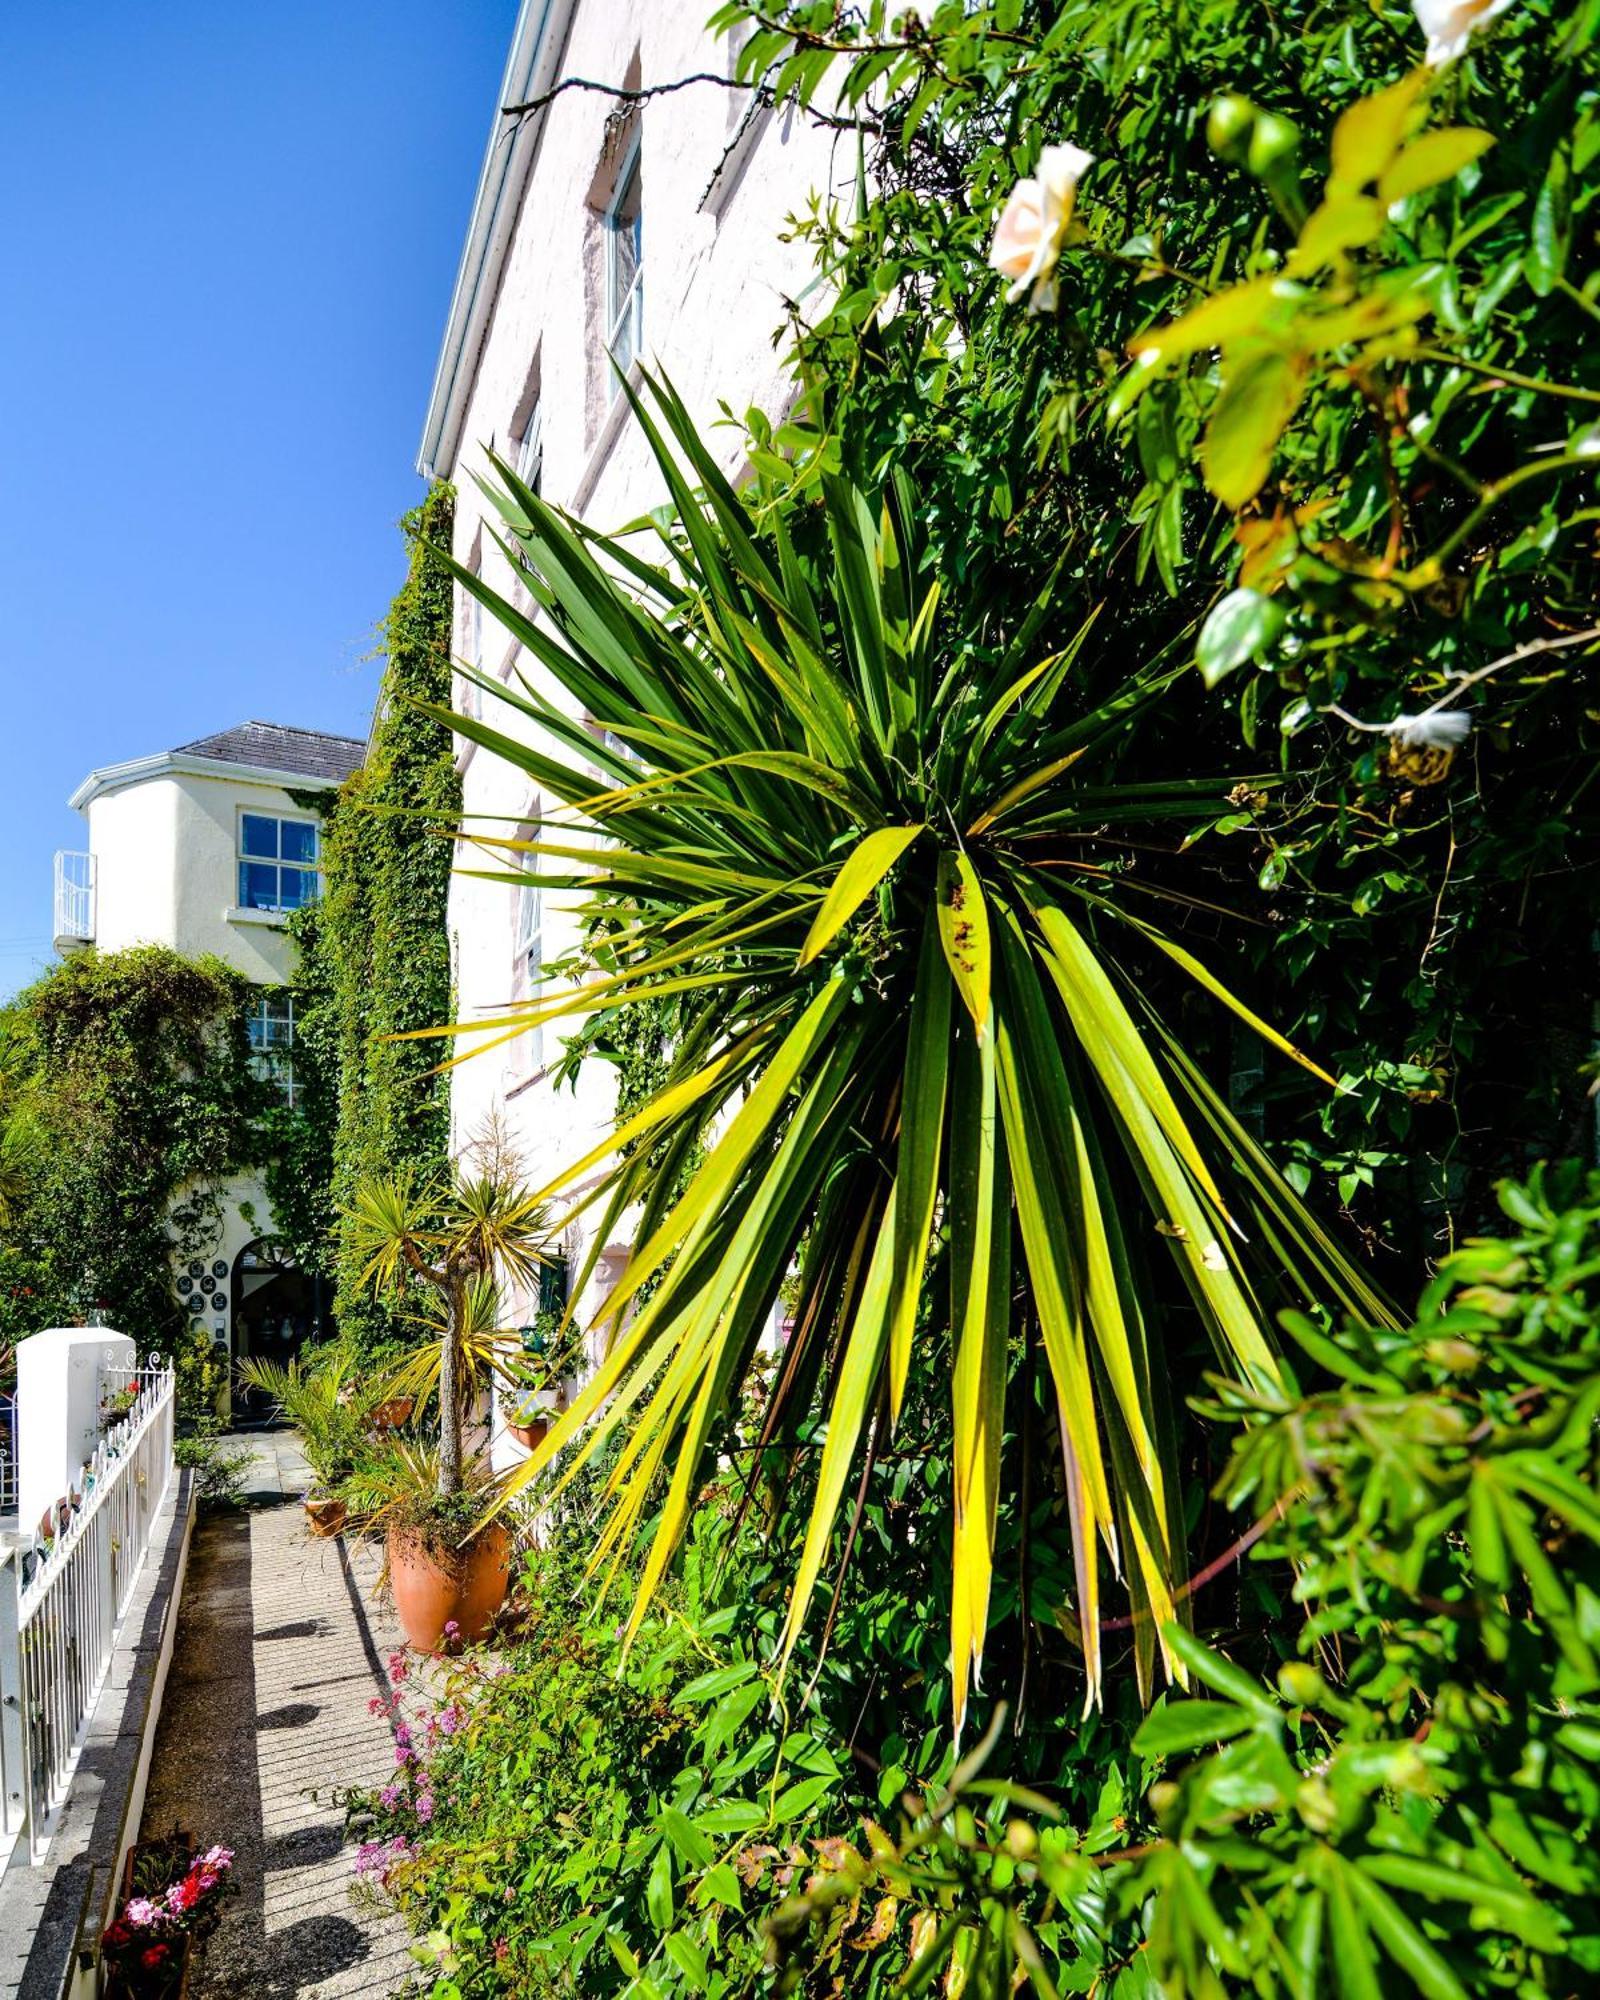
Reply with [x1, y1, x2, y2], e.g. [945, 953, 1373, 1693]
[247, 989, 297, 1108]
[237, 811, 320, 915]
[604, 138, 643, 385]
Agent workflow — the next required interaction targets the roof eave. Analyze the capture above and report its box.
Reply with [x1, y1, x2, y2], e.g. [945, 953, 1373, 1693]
[416, 0, 578, 483]
[69, 753, 352, 815]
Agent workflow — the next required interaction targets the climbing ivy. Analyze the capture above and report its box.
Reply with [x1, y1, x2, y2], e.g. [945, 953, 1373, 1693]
[0, 946, 267, 1412]
[285, 483, 461, 1358]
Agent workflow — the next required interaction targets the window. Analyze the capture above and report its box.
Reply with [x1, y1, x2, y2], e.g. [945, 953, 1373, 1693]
[238, 812, 318, 913]
[516, 398, 543, 496]
[514, 824, 544, 1070]
[247, 990, 297, 1106]
[605, 142, 643, 381]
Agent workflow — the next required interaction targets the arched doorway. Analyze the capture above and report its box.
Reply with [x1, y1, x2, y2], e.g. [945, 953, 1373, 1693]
[231, 1239, 326, 1424]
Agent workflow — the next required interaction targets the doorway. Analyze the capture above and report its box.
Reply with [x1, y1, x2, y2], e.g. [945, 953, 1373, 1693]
[230, 1239, 326, 1425]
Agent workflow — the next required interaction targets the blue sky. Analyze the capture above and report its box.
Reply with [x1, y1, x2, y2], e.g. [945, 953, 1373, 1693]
[0, 1, 515, 999]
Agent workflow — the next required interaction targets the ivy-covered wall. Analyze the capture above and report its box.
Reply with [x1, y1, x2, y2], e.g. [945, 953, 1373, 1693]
[283, 483, 460, 1356]
[0, 945, 266, 1411]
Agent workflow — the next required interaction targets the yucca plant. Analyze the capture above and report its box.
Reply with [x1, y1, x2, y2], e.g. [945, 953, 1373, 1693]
[434, 374, 1392, 1718]
[349, 1166, 550, 1500]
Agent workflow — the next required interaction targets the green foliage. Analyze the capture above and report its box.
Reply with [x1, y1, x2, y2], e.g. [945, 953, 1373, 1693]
[235, 1342, 375, 1489]
[287, 481, 460, 1356]
[173, 1419, 252, 1508]
[0, 946, 266, 1411]
[721, 0, 1600, 1265]
[447, 373, 1387, 1722]
[347, 1161, 549, 1498]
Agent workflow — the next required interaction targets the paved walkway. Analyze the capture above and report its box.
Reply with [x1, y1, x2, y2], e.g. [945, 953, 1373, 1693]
[139, 1491, 417, 1998]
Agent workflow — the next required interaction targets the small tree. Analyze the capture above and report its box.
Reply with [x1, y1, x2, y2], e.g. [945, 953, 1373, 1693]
[349, 1166, 548, 1498]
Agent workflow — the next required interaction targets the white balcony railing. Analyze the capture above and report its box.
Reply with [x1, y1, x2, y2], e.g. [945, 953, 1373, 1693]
[0, 1358, 175, 1866]
[53, 849, 95, 951]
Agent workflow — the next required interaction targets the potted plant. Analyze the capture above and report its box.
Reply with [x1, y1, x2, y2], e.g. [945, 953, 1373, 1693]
[349, 1164, 550, 1650]
[506, 1313, 584, 1450]
[101, 1829, 236, 1996]
[236, 1347, 372, 1537]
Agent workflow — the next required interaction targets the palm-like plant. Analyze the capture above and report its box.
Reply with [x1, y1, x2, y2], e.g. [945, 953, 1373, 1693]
[437, 375, 1392, 1717]
[348, 1166, 549, 1498]
[236, 1345, 370, 1490]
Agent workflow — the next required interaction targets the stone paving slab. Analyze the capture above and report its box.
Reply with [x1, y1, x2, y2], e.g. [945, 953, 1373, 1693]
[138, 1503, 418, 1998]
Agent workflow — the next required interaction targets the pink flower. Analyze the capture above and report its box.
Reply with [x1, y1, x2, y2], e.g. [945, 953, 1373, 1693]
[442, 1619, 460, 1639]
[199, 1845, 233, 1870]
[437, 1705, 462, 1737]
[379, 1784, 401, 1810]
[415, 1793, 435, 1824]
[393, 1722, 411, 1749]
[987, 143, 1094, 314]
[368, 1697, 389, 1717]
[125, 1898, 162, 1929]
[395, 1743, 414, 1766]
[167, 1876, 200, 1913]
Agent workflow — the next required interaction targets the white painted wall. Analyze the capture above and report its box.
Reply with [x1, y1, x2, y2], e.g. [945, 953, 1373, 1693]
[436, 1, 848, 1397]
[16, 1328, 135, 1538]
[84, 768, 322, 986]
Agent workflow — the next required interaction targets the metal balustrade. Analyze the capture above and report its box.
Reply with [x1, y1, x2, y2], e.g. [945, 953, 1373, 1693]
[0, 1391, 16, 1516]
[52, 850, 95, 951]
[0, 1358, 175, 1867]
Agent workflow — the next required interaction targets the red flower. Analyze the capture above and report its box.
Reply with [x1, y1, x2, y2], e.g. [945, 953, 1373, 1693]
[103, 1922, 131, 1949]
[167, 1874, 200, 1912]
[141, 1945, 170, 1969]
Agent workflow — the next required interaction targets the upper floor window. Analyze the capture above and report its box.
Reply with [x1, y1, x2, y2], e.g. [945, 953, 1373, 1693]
[238, 812, 318, 913]
[247, 990, 297, 1106]
[516, 398, 543, 497]
[605, 142, 643, 381]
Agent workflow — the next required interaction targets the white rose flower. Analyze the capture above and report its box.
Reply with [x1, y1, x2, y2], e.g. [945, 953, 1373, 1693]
[1385, 710, 1473, 749]
[987, 143, 1094, 314]
[1413, 0, 1516, 66]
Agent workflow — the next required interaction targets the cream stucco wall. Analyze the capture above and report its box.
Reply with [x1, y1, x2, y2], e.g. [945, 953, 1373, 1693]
[84, 767, 324, 985]
[434, 1, 848, 1462]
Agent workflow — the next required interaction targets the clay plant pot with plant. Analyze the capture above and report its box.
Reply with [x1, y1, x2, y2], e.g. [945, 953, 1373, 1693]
[236, 1346, 373, 1538]
[506, 1312, 584, 1451]
[348, 1163, 549, 1651]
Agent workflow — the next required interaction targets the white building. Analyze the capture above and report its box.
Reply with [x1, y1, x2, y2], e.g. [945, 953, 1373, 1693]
[56, 720, 364, 1386]
[418, 0, 844, 1369]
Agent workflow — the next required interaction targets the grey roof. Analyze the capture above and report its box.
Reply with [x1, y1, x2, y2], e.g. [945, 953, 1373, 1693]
[174, 721, 365, 784]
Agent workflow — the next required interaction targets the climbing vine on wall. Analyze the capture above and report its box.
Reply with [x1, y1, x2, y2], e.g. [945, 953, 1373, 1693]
[284, 483, 461, 1358]
[0, 946, 267, 1411]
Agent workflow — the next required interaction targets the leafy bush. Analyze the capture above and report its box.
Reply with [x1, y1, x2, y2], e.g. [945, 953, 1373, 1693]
[0, 947, 268, 1410]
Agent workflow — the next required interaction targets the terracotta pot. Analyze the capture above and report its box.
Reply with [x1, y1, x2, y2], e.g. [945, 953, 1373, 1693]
[304, 1493, 347, 1538]
[369, 1396, 414, 1432]
[388, 1521, 512, 1651]
[508, 1417, 549, 1451]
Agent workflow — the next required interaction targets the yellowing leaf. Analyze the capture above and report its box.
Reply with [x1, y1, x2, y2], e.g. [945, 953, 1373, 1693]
[1128, 277, 1300, 366]
[798, 824, 924, 966]
[936, 850, 992, 1034]
[1202, 350, 1307, 510]
[1329, 71, 1427, 192]
[1378, 126, 1495, 206]
[1290, 193, 1383, 274]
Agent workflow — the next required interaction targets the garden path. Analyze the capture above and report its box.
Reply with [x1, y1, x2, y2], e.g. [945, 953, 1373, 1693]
[139, 1470, 417, 1997]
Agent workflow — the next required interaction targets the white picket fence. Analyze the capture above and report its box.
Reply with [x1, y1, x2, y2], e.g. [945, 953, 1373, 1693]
[0, 1358, 175, 1867]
